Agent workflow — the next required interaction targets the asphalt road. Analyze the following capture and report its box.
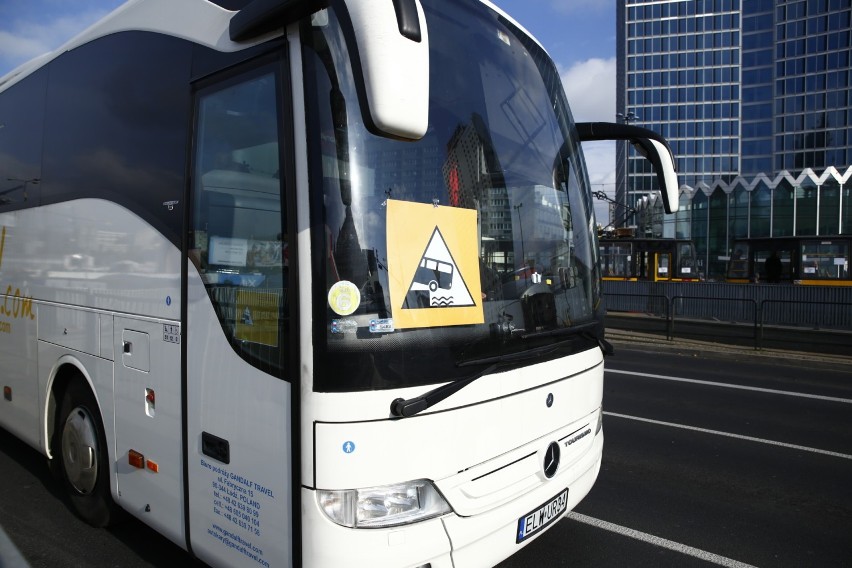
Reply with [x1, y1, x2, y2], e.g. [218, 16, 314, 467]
[497, 339, 852, 567]
[2, 338, 851, 567]
[0, 426, 197, 568]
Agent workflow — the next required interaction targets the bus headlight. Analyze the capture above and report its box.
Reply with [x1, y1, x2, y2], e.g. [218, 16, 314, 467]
[595, 407, 603, 435]
[318, 479, 452, 528]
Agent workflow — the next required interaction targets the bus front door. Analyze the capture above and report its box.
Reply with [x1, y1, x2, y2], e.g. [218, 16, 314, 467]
[184, 62, 293, 568]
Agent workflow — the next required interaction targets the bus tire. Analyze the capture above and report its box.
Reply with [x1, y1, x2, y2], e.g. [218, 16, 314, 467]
[53, 379, 118, 527]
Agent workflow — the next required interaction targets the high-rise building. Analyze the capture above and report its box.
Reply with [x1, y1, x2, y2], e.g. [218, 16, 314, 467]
[616, 0, 852, 278]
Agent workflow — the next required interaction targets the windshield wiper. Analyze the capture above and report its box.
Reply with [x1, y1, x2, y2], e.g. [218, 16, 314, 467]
[389, 326, 608, 418]
[455, 338, 571, 368]
[519, 321, 598, 340]
[519, 322, 614, 356]
[459, 322, 611, 366]
[389, 362, 500, 418]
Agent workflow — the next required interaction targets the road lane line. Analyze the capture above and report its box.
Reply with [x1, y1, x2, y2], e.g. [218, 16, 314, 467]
[606, 369, 852, 404]
[604, 411, 852, 460]
[566, 512, 757, 568]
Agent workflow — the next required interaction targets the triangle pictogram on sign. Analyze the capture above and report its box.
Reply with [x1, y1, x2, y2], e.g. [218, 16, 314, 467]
[402, 227, 476, 309]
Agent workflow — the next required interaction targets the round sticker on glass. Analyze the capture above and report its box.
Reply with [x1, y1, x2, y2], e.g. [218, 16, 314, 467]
[328, 281, 360, 316]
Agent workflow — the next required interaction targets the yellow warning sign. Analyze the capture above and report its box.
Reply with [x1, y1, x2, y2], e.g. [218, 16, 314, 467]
[387, 199, 483, 329]
[235, 290, 279, 346]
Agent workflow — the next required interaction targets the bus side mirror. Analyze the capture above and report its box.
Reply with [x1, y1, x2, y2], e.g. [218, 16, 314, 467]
[230, 0, 430, 141]
[330, 0, 430, 140]
[576, 122, 680, 214]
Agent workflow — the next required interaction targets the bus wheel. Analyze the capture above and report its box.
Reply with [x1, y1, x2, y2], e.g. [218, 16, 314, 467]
[54, 379, 117, 527]
[429, 280, 438, 292]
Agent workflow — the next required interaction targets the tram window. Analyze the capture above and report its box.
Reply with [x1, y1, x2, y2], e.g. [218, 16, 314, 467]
[801, 241, 849, 280]
[657, 254, 670, 279]
[754, 247, 793, 282]
[728, 243, 749, 278]
[753, 249, 767, 280]
[601, 243, 632, 277]
[677, 243, 696, 276]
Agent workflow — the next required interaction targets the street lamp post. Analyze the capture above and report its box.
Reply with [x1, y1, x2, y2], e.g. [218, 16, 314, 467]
[592, 183, 632, 232]
[514, 202, 525, 274]
[616, 111, 639, 228]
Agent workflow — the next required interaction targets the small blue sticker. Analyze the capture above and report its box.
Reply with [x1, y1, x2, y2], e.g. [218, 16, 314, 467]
[343, 441, 356, 454]
[331, 319, 358, 334]
[166, 296, 172, 306]
[369, 318, 395, 333]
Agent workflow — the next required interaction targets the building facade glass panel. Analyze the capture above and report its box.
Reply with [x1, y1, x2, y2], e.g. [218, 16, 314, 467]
[691, 190, 709, 273]
[796, 179, 818, 235]
[772, 181, 794, 237]
[616, 0, 852, 279]
[820, 182, 841, 235]
[751, 183, 772, 237]
[730, 186, 750, 240]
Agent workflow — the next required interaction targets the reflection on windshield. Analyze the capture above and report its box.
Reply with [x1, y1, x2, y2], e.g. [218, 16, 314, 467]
[303, 0, 601, 392]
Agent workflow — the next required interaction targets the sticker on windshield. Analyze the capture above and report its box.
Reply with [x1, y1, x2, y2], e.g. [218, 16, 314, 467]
[328, 281, 360, 316]
[387, 199, 483, 329]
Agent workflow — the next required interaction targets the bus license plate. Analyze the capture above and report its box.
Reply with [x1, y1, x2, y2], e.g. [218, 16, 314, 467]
[516, 488, 569, 543]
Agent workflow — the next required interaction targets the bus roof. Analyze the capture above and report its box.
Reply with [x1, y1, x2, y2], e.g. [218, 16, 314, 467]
[0, 0, 264, 94]
[0, 0, 544, 95]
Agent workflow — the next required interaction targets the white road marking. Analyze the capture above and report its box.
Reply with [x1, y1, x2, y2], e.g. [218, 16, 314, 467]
[591, 367, 851, 564]
[566, 512, 758, 568]
[604, 411, 852, 460]
[606, 368, 852, 405]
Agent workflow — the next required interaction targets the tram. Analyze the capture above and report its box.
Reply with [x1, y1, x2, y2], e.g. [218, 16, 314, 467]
[726, 236, 852, 286]
[599, 230, 701, 282]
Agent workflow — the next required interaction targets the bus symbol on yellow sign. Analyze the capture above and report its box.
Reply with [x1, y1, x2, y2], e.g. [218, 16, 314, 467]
[387, 200, 483, 329]
[404, 227, 476, 309]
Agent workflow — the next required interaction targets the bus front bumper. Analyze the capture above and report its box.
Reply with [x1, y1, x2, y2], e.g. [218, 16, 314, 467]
[301, 429, 603, 567]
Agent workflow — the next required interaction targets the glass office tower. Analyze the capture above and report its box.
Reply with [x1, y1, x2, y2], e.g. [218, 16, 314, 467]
[617, 0, 852, 278]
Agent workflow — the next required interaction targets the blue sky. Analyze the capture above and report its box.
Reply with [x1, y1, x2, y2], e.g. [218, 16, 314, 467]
[0, 0, 617, 221]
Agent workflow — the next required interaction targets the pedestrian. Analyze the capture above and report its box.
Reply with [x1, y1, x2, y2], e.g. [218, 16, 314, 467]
[765, 251, 782, 283]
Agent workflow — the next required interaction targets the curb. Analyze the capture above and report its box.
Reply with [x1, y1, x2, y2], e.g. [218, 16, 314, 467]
[605, 327, 852, 367]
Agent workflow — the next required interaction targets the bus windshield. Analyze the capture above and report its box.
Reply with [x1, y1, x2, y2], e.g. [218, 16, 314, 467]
[303, 0, 601, 392]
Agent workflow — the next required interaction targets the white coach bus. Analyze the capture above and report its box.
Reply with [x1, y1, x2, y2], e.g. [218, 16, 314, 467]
[0, 0, 678, 566]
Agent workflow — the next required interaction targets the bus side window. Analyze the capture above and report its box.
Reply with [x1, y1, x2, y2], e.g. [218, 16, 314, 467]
[190, 65, 288, 375]
[0, 69, 46, 212]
